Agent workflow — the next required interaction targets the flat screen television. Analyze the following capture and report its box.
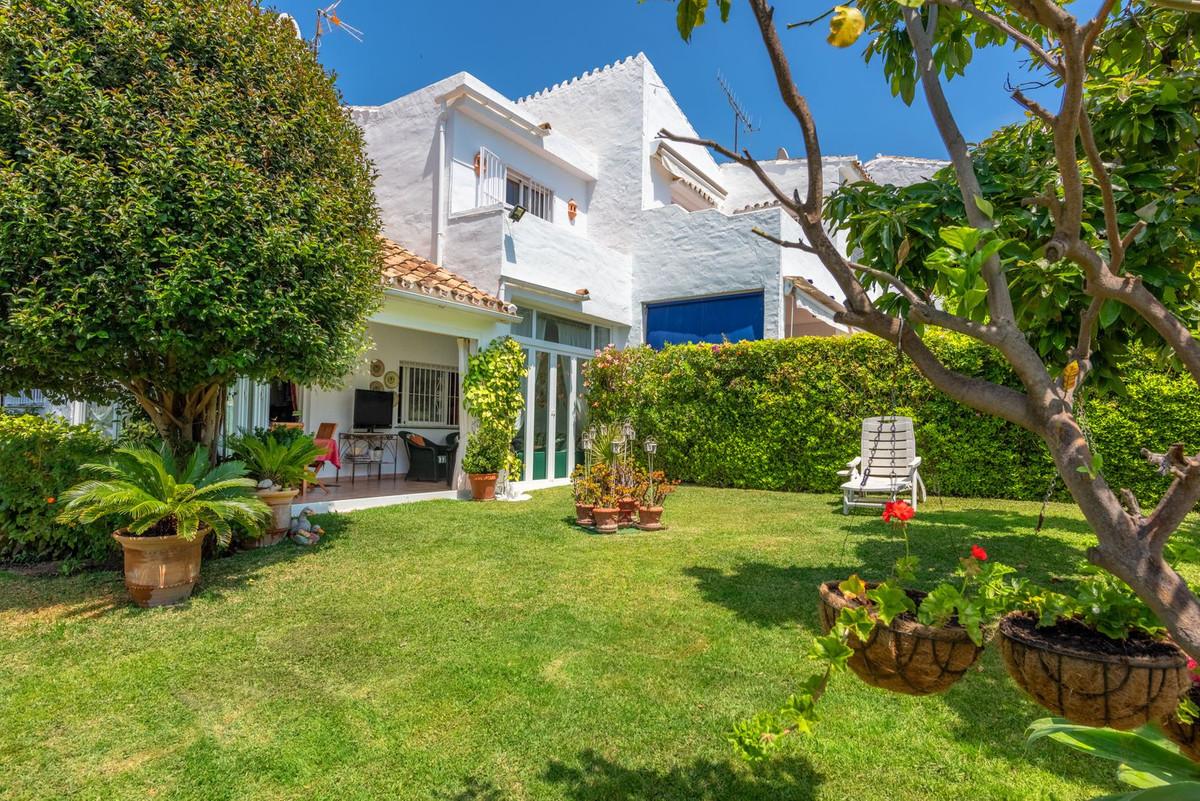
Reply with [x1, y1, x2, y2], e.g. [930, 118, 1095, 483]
[353, 389, 394, 431]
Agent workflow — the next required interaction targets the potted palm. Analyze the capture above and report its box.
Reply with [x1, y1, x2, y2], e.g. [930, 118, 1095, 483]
[228, 430, 324, 547]
[57, 444, 269, 607]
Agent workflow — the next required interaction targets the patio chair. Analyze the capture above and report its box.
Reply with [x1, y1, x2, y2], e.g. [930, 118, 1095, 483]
[838, 416, 927, 514]
[400, 431, 454, 484]
[303, 422, 339, 495]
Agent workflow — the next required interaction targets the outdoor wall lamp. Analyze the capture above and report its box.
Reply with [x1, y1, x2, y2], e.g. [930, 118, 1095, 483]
[509, 205, 527, 222]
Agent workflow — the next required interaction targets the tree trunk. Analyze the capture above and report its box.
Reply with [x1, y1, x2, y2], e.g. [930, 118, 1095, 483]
[123, 380, 226, 458]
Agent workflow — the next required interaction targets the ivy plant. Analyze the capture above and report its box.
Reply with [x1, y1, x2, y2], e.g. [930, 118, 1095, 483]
[461, 337, 527, 476]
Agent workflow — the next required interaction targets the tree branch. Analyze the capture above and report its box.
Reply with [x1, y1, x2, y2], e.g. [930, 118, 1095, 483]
[930, 0, 1064, 75]
[1078, 108, 1125, 270]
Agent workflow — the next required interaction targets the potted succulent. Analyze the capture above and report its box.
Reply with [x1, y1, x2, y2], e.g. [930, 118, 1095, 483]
[589, 463, 620, 534]
[998, 568, 1189, 730]
[228, 430, 324, 547]
[614, 463, 642, 527]
[56, 444, 269, 607]
[636, 470, 678, 531]
[570, 463, 598, 525]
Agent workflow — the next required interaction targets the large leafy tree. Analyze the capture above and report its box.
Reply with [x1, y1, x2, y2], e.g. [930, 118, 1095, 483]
[660, 0, 1200, 661]
[0, 0, 381, 449]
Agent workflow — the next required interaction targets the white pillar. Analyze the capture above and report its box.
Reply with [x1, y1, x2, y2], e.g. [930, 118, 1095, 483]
[566, 357, 577, 478]
[523, 348, 536, 482]
[455, 337, 473, 494]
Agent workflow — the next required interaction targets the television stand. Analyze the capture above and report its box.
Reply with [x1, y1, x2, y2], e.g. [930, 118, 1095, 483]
[337, 431, 400, 485]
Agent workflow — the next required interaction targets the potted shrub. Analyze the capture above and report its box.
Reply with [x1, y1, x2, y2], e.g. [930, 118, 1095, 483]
[228, 430, 324, 548]
[463, 431, 507, 501]
[570, 463, 598, 525]
[998, 569, 1189, 730]
[636, 470, 678, 531]
[461, 337, 527, 501]
[1160, 661, 1200, 760]
[56, 444, 269, 607]
[589, 463, 620, 534]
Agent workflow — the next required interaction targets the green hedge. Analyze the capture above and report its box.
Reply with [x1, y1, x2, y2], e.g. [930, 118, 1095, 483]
[0, 414, 115, 564]
[583, 333, 1200, 504]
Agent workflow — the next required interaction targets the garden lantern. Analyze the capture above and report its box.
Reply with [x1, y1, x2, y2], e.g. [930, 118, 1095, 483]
[582, 427, 595, 469]
[644, 437, 658, 499]
[611, 437, 623, 471]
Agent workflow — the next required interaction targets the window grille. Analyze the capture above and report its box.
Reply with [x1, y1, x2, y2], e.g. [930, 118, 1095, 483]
[505, 170, 553, 221]
[399, 363, 460, 427]
[476, 147, 505, 207]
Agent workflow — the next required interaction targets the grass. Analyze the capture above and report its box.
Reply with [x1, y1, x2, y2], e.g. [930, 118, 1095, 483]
[0, 487, 1138, 800]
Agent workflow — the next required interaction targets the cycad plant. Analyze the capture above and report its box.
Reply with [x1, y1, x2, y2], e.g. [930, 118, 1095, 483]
[227, 431, 324, 489]
[57, 444, 269, 547]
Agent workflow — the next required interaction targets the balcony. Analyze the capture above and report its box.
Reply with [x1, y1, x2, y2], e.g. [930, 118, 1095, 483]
[445, 206, 632, 327]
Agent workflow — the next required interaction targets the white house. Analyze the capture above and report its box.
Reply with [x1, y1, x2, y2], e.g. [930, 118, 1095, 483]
[17, 54, 946, 509]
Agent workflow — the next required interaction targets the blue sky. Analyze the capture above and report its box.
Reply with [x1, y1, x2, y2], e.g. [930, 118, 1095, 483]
[267, 0, 1037, 161]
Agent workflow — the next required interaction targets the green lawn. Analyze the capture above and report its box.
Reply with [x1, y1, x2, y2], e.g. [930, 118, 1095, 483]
[0, 487, 1130, 800]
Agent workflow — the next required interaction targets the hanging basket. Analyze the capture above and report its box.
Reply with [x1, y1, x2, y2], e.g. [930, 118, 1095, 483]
[1159, 685, 1200, 762]
[998, 612, 1190, 730]
[818, 581, 984, 696]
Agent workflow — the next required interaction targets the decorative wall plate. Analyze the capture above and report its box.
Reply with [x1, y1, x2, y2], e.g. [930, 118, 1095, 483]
[369, 380, 384, 391]
[370, 359, 385, 377]
[383, 370, 399, 390]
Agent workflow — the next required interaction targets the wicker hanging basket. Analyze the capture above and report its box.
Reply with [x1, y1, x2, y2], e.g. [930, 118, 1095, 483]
[1159, 686, 1200, 762]
[998, 612, 1190, 730]
[818, 581, 984, 696]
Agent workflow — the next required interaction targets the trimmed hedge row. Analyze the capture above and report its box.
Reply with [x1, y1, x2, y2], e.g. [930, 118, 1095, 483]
[583, 333, 1200, 504]
[0, 414, 115, 564]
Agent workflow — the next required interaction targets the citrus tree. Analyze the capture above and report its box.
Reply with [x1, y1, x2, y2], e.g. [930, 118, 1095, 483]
[0, 0, 381, 450]
[661, 0, 1200, 661]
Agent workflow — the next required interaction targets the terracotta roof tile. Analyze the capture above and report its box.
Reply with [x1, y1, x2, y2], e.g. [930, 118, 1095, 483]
[377, 236, 515, 315]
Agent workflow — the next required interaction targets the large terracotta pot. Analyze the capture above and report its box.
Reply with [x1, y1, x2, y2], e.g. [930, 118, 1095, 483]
[245, 488, 299, 549]
[592, 507, 619, 533]
[636, 506, 664, 531]
[574, 503, 595, 526]
[818, 580, 984, 695]
[999, 612, 1190, 730]
[469, 473, 498, 501]
[113, 530, 205, 608]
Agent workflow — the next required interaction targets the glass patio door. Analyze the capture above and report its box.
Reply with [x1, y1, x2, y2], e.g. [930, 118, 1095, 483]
[519, 347, 580, 482]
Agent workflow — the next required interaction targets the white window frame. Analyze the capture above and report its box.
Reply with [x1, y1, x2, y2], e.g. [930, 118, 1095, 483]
[398, 362, 460, 428]
[505, 169, 553, 222]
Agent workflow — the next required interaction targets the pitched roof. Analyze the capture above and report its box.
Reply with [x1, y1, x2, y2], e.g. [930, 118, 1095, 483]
[377, 237, 516, 316]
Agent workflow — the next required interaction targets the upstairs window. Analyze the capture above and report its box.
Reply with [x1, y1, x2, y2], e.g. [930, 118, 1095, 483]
[505, 170, 553, 222]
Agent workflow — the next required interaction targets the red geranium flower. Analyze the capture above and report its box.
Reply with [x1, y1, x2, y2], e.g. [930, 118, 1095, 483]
[1189, 658, 1198, 672]
[45, 496, 55, 504]
[971, 544, 988, 561]
[882, 500, 915, 523]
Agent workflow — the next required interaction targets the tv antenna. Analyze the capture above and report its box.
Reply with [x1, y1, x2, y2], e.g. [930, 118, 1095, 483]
[313, 1, 364, 53]
[717, 72, 759, 153]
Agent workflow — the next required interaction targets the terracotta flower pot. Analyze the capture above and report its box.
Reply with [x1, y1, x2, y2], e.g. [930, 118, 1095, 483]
[1159, 685, 1200, 761]
[999, 612, 1190, 730]
[592, 507, 619, 533]
[818, 580, 984, 696]
[636, 506, 664, 531]
[113, 530, 205, 608]
[468, 472, 498, 501]
[617, 497, 638, 527]
[574, 503, 595, 526]
[246, 487, 299, 549]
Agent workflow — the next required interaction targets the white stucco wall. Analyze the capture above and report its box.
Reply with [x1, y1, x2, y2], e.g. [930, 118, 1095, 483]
[517, 56, 649, 252]
[503, 212, 632, 327]
[641, 59, 725, 212]
[626, 204, 787, 344]
[447, 111, 591, 234]
[351, 74, 468, 262]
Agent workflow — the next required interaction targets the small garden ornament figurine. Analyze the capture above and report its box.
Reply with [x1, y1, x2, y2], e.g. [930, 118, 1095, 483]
[289, 508, 324, 545]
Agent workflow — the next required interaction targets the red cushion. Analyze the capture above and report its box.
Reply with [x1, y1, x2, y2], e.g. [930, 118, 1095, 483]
[409, 434, 426, 447]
